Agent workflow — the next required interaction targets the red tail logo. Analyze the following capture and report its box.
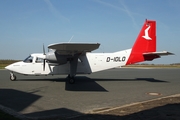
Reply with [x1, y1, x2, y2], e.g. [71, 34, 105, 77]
[142, 25, 152, 40]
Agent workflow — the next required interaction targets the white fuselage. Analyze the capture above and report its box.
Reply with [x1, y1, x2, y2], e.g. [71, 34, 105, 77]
[5, 49, 132, 76]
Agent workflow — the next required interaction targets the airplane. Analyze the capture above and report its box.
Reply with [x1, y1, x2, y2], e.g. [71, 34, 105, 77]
[5, 19, 174, 84]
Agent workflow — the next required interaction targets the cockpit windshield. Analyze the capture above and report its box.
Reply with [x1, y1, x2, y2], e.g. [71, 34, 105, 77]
[23, 55, 33, 63]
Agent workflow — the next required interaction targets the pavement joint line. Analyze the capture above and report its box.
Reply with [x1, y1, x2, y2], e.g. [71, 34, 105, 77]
[88, 94, 180, 114]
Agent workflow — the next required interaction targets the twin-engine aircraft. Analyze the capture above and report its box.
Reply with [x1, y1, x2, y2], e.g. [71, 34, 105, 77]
[5, 20, 173, 84]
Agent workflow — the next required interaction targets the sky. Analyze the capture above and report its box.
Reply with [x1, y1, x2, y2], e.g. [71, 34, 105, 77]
[0, 0, 179, 64]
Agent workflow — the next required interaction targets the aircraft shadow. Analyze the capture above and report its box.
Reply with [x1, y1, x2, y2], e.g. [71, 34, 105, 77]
[17, 76, 168, 92]
[17, 77, 108, 92]
[65, 76, 168, 91]
[91, 77, 168, 83]
[17, 76, 168, 83]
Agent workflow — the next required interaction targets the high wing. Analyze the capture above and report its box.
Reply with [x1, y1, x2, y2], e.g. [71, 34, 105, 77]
[48, 43, 100, 55]
[143, 51, 174, 61]
[47, 43, 100, 83]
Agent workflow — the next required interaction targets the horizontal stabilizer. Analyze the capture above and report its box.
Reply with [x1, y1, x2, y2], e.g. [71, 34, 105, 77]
[143, 51, 174, 61]
[143, 51, 174, 56]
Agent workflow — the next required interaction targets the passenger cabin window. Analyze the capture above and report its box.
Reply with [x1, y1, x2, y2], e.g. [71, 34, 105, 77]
[36, 57, 43, 63]
[23, 56, 33, 63]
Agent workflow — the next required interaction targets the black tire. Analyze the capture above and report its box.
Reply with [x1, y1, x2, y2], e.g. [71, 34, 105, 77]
[69, 77, 75, 84]
[10, 75, 16, 81]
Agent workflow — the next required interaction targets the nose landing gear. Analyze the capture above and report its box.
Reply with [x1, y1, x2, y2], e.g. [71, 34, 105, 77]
[10, 72, 16, 81]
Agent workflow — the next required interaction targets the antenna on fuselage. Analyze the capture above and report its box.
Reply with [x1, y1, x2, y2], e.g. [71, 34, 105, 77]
[68, 35, 74, 43]
[43, 44, 46, 55]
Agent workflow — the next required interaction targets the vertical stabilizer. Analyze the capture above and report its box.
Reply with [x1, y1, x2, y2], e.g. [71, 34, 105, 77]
[126, 20, 156, 65]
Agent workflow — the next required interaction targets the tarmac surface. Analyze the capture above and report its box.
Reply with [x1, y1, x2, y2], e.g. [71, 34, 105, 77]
[0, 68, 180, 119]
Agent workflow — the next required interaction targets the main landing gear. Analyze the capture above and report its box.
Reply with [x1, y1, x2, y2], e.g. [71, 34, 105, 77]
[67, 74, 75, 84]
[67, 55, 78, 84]
[10, 72, 16, 81]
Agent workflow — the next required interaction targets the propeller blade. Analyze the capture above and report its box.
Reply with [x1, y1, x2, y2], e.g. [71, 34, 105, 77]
[43, 44, 46, 71]
[43, 59, 46, 71]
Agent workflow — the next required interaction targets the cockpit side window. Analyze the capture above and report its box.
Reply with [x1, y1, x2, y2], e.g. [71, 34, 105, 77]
[36, 57, 43, 63]
[23, 56, 33, 63]
[78, 58, 82, 63]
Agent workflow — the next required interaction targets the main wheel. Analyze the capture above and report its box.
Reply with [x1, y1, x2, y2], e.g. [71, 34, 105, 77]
[69, 77, 75, 84]
[10, 74, 16, 81]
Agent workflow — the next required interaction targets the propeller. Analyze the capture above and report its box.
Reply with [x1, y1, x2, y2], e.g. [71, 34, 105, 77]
[43, 44, 46, 71]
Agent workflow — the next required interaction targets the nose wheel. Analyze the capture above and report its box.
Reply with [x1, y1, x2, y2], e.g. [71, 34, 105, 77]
[10, 72, 16, 81]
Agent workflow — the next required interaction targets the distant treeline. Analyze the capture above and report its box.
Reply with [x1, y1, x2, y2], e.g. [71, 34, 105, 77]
[131, 63, 180, 65]
[0, 60, 21, 64]
[124, 63, 180, 68]
[170, 63, 180, 65]
[0, 60, 21, 68]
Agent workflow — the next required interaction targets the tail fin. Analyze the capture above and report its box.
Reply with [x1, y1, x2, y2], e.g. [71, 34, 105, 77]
[126, 20, 157, 65]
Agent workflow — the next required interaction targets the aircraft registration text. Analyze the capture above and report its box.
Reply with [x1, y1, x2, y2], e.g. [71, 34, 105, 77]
[106, 56, 126, 62]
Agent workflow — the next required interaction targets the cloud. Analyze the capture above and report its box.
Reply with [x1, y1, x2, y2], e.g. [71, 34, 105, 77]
[119, 0, 138, 28]
[94, 0, 124, 11]
[94, 0, 138, 28]
[44, 0, 69, 22]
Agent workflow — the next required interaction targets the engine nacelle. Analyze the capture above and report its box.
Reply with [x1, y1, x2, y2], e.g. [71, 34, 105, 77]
[46, 52, 70, 65]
